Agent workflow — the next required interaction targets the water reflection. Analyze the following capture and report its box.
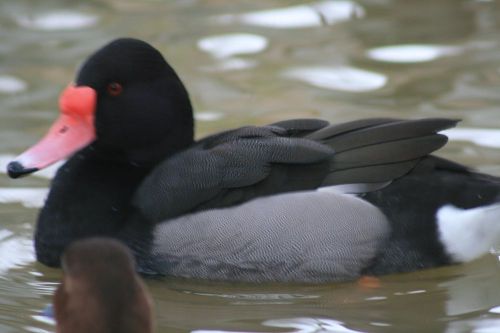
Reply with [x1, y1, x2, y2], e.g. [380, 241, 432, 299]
[201, 58, 258, 72]
[262, 318, 364, 333]
[194, 317, 365, 333]
[283, 66, 386, 92]
[198, 33, 267, 72]
[440, 261, 500, 316]
[183, 290, 319, 305]
[444, 128, 500, 149]
[195, 111, 224, 122]
[198, 34, 268, 59]
[445, 318, 500, 333]
[367, 45, 460, 64]
[354, 0, 477, 45]
[0, 76, 28, 94]
[31, 313, 55, 327]
[217, 1, 364, 29]
[490, 306, 500, 314]
[0, 233, 34, 274]
[0, 188, 47, 208]
[15, 10, 98, 31]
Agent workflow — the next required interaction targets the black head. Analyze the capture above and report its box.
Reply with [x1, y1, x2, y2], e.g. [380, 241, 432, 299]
[78, 38, 194, 165]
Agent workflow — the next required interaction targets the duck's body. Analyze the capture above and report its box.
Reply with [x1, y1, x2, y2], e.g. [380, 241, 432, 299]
[54, 237, 154, 333]
[9, 38, 500, 283]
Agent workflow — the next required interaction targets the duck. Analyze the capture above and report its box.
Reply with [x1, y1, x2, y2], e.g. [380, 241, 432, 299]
[53, 237, 154, 333]
[7, 38, 500, 283]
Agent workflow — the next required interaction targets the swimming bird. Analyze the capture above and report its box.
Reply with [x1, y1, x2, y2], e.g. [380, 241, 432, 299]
[53, 237, 154, 333]
[7, 38, 500, 282]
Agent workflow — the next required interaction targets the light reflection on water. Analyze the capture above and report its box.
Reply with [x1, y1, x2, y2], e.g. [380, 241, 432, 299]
[217, 1, 364, 29]
[283, 66, 387, 92]
[1, 0, 500, 333]
[444, 128, 500, 149]
[15, 10, 98, 31]
[198, 33, 268, 59]
[193, 317, 366, 333]
[0, 76, 28, 94]
[366, 45, 461, 64]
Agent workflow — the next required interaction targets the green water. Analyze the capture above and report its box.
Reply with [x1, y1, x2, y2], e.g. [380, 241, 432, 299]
[1, 0, 500, 332]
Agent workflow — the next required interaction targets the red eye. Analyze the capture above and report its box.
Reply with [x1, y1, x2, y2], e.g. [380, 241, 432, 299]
[107, 82, 123, 96]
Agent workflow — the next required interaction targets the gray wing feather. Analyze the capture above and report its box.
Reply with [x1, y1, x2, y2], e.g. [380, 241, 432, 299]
[135, 137, 333, 222]
[305, 118, 398, 140]
[330, 134, 448, 170]
[134, 118, 458, 223]
[269, 118, 330, 136]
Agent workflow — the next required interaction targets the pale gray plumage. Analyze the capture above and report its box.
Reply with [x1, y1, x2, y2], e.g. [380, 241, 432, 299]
[150, 190, 389, 283]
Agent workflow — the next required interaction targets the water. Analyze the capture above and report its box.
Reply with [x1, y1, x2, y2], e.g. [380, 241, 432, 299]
[1, 0, 500, 332]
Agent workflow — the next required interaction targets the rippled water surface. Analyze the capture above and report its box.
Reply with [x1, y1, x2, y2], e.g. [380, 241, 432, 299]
[1, 1, 500, 332]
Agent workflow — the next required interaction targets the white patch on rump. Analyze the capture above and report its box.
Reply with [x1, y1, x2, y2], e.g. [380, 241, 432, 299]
[437, 204, 500, 262]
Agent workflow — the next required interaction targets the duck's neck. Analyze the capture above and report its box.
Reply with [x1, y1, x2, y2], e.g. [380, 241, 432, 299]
[34, 144, 156, 267]
[94, 127, 195, 168]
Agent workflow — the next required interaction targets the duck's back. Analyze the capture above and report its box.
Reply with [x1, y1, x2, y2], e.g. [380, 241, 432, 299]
[149, 190, 389, 283]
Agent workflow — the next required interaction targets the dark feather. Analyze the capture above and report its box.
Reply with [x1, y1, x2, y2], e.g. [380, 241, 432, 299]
[134, 118, 458, 223]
